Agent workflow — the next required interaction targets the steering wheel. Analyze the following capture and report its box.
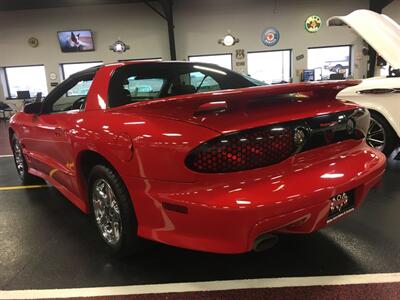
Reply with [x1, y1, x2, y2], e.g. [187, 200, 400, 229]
[71, 96, 86, 110]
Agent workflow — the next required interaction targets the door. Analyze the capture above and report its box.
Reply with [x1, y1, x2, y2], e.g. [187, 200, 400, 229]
[28, 74, 95, 193]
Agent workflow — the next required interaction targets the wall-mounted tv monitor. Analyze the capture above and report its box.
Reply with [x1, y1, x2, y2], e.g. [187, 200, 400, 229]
[57, 30, 94, 53]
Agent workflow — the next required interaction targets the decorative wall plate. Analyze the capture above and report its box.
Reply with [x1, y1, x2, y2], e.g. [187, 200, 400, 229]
[305, 15, 322, 33]
[261, 27, 280, 47]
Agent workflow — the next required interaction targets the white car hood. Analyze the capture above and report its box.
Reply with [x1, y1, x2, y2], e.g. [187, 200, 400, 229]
[327, 9, 400, 69]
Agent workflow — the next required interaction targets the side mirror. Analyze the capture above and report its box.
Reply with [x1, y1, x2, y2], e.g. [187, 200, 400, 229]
[24, 102, 42, 115]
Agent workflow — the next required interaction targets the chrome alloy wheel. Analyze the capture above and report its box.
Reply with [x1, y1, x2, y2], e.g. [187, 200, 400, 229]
[13, 141, 25, 177]
[366, 118, 386, 151]
[92, 179, 122, 245]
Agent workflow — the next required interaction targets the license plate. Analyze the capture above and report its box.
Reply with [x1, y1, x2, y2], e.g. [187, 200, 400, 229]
[327, 191, 355, 223]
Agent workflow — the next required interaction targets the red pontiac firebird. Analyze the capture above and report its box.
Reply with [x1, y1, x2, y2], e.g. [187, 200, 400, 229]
[9, 61, 386, 255]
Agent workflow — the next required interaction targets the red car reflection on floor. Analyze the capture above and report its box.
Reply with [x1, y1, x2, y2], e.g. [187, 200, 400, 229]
[9, 61, 386, 255]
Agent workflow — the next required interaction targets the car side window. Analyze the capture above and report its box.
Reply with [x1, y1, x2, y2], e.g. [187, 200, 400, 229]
[167, 71, 221, 96]
[191, 71, 221, 92]
[124, 77, 164, 100]
[50, 79, 94, 113]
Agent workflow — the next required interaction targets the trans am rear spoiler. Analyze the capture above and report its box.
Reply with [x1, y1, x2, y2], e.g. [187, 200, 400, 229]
[129, 80, 362, 133]
[193, 80, 362, 115]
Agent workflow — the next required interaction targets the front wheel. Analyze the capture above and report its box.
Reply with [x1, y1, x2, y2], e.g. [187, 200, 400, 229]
[88, 164, 141, 256]
[366, 112, 398, 157]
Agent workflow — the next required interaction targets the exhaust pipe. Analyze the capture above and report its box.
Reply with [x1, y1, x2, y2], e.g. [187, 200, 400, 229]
[252, 233, 279, 252]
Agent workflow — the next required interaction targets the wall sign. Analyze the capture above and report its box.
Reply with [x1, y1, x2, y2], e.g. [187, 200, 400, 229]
[305, 15, 322, 33]
[236, 49, 245, 60]
[49, 72, 57, 80]
[109, 40, 130, 53]
[261, 27, 280, 47]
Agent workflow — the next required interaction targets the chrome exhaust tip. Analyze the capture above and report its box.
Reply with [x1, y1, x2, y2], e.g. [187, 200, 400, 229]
[252, 233, 279, 252]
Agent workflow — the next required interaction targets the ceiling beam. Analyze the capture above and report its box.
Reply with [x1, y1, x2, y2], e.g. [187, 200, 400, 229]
[0, 0, 153, 11]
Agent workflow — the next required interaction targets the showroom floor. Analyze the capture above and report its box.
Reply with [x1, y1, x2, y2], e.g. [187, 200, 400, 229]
[0, 120, 400, 299]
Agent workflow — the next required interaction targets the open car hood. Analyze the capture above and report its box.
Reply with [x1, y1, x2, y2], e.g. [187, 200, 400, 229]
[327, 9, 400, 69]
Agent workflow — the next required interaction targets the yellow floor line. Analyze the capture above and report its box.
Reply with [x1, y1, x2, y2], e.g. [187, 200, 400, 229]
[0, 185, 49, 191]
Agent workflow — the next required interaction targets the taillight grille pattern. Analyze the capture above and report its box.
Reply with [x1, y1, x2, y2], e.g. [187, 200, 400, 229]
[186, 108, 369, 174]
[187, 127, 295, 173]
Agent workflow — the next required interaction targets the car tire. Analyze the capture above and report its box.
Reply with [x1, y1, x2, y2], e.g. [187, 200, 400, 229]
[88, 164, 141, 257]
[11, 135, 43, 185]
[367, 111, 398, 157]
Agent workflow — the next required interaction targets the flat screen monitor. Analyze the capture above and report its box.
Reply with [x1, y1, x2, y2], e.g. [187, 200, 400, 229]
[57, 30, 94, 52]
[303, 69, 315, 82]
[17, 91, 31, 99]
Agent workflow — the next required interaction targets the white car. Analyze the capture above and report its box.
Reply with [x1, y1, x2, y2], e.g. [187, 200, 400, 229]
[328, 9, 400, 157]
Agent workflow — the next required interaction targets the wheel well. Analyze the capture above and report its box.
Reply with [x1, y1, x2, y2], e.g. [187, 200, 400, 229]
[368, 109, 399, 139]
[8, 128, 15, 145]
[77, 150, 115, 185]
[76, 151, 120, 202]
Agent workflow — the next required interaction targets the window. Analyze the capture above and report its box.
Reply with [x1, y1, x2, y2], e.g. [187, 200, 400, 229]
[189, 54, 232, 70]
[61, 62, 102, 80]
[67, 79, 93, 97]
[5, 65, 48, 98]
[125, 77, 164, 99]
[308, 46, 351, 80]
[108, 62, 255, 108]
[48, 74, 95, 113]
[188, 71, 220, 93]
[380, 65, 390, 77]
[247, 50, 292, 84]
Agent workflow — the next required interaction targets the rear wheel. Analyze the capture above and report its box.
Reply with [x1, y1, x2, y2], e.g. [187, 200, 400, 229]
[367, 112, 398, 157]
[88, 164, 141, 256]
[11, 135, 42, 184]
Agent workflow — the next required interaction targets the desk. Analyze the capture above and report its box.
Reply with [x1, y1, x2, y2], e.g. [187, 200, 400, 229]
[3, 99, 25, 113]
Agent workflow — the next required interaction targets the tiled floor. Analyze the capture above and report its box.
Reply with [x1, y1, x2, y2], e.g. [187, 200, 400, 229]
[0, 119, 399, 299]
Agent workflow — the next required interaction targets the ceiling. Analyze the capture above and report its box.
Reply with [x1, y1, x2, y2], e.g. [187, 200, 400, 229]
[0, 0, 155, 11]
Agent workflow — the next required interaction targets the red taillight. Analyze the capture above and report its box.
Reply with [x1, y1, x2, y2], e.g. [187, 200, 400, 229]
[185, 108, 368, 173]
[186, 127, 295, 173]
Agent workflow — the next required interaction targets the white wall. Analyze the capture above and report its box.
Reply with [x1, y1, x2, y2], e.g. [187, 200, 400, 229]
[0, 2, 169, 100]
[175, 0, 369, 80]
[0, 0, 372, 101]
[383, 0, 400, 22]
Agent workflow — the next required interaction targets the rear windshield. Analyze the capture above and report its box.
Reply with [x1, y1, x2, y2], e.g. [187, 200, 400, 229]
[108, 62, 257, 108]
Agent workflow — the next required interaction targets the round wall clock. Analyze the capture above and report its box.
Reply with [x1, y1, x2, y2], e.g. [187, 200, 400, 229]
[261, 27, 280, 47]
[305, 15, 322, 33]
[28, 37, 39, 48]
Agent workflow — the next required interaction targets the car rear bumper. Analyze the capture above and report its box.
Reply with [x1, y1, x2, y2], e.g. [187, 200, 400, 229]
[124, 140, 386, 254]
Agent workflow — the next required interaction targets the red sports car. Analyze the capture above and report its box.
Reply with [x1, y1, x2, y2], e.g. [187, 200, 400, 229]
[9, 61, 386, 255]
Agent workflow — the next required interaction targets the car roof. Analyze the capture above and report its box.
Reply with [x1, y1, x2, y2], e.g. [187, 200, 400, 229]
[70, 61, 232, 79]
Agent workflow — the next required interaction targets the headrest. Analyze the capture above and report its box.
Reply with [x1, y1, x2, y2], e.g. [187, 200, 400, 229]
[171, 84, 196, 96]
